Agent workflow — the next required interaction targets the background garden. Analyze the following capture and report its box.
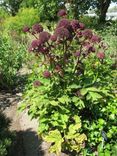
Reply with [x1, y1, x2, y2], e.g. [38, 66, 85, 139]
[0, 0, 117, 156]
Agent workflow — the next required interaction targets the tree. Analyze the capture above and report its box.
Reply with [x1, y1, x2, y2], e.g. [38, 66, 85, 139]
[37, 0, 63, 21]
[65, 0, 93, 19]
[0, 0, 23, 16]
[20, 0, 38, 8]
[66, 0, 117, 22]
[94, 0, 117, 23]
[97, 0, 112, 22]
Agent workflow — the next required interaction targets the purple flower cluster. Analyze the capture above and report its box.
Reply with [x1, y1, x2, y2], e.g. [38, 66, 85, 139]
[74, 51, 80, 57]
[23, 9, 106, 80]
[57, 9, 67, 17]
[39, 31, 51, 43]
[79, 23, 85, 30]
[71, 20, 79, 31]
[31, 40, 39, 49]
[82, 29, 93, 39]
[97, 52, 105, 59]
[33, 80, 41, 87]
[23, 26, 30, 33]
[57, 18, 71, 30]
[55, 27, 70, 40]
[43, 70, 51, 78]
[50, 35, 57, 42]
[32, 24, 43, 34]
[91, 35, 101, 43]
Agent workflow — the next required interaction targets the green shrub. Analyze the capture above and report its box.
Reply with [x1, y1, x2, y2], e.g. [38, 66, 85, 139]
[4, 8, 39, 33]
[0, 8, 9, 20]
[0, 8, 10, 34]
[19, 11, 116, 155]
[96, 21, 117, 57]
[0, 37, 27, 89]
[79, 16, 98, 28]
[0, 112, 14, 156]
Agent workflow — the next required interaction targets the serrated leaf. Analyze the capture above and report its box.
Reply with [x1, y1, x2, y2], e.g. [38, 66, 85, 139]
[43, 130, 63, 155]
[43, 130, 62, 143]
[75, 133, 87, 143]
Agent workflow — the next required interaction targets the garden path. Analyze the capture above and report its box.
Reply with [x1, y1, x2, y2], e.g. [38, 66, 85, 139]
[0, 67, 69, 156]
[0, 91, 67, 156]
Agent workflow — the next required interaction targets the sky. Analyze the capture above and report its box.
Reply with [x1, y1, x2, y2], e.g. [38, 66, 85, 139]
[109, 2, 117, 8]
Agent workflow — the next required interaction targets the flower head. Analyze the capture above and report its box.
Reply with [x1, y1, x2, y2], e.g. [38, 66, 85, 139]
[97, 52, 105, 59]
[55, 27, 70, 40]
[77, 31, 83, 38]
[57, 9, 67, 17]
[50, 35, 57, 42]
[71, 20, 79, 31]
[79, 23, 85, 30]
[39, 31, 51, 43]
[31, 40, 39, 49]
[57, 18, 71, 29]
[82, 29, 93, 39]
[86, 45, 95, 52]
[43, 70, 51, 78]
[32, 24, 43, 34]
[39, 46, 49, 53]
[91, 35, 101, 43]
[23, 26, 30, 33]
[33, 80, 41, 87]
[74, 51, 80, 57]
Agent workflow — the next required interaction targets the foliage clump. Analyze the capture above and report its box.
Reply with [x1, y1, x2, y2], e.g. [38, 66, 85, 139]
[0, 37, 27, 89]
[0, 112, 14, 156]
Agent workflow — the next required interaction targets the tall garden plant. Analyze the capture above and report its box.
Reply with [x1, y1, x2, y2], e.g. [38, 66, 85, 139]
[20, 10, 116, 155]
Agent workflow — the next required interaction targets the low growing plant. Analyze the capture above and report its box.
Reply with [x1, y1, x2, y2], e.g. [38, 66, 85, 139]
[20, 10, 116, 155]
[0, 37, 27, 89]
[0, 112, 15, 156]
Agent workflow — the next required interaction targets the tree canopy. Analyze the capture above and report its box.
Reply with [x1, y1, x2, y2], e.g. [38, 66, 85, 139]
[0, 0, 117, 22]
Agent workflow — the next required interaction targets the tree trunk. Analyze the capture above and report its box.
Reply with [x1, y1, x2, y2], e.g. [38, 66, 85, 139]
[98, 0, 111, 23]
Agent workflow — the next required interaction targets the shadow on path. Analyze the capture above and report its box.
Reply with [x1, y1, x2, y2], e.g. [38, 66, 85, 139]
[8, 129, 44, 156]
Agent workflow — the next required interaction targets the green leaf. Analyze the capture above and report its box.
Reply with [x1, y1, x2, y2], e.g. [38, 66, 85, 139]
[80, 88, 88, 96]
[72, 96, 79, 103]
[98, 119, 105, 125]
[89, 92, 102, 101]
[43, 130, 63, 155]
[43, 130, 63, 143]
[75, 133, 87, 144]
[73, 115, 81, 124]
[112, 144, 117, 156]
[58, 95, 71, 104]
[87, 87, 100, 92]
[104, 150, 110, 156]
[69, 84, 80, 89]
[50, 101, 59, 106]
[18, 102, 27, 112]
[38, 123, 49, 134]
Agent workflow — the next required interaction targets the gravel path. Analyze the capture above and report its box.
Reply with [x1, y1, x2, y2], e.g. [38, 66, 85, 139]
[0, 91, 44, 156]
[0, 91, 68, 156]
